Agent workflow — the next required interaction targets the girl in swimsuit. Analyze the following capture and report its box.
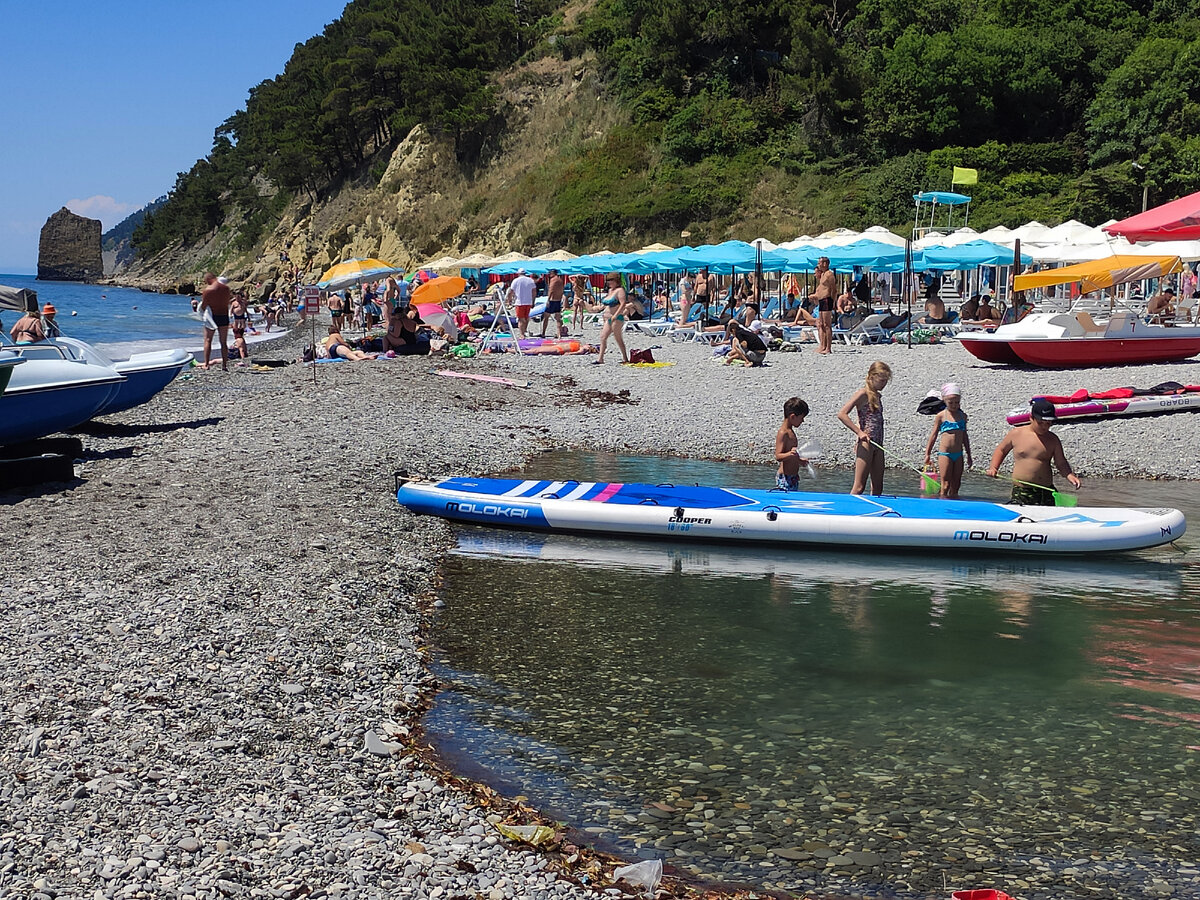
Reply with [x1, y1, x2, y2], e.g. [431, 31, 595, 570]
[594, 272, 630, 364]
[923, 382, 972, 499]
[837, 360, 892, 496]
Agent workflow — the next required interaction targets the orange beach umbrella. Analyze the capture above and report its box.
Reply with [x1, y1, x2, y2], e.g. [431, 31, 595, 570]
[412, 275, 467, 305]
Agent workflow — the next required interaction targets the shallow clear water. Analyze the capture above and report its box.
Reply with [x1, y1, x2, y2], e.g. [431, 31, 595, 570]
[428, 452, 1200, 898]
[1, 273, 206, 355]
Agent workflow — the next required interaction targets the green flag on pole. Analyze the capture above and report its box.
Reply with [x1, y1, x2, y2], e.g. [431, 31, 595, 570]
[952, 166, 978, 185]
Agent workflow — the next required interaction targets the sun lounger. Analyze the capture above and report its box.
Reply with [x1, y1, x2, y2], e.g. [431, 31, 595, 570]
[832, 313, 890, 345]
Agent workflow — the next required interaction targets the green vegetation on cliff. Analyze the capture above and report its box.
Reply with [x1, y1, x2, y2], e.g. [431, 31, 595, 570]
[133, 0, 1200, 261]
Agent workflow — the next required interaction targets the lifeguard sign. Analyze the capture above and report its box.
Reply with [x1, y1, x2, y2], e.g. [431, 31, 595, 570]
[913, 191, 971, 240]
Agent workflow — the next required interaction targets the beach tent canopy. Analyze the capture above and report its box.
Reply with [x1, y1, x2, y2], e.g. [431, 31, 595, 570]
[676, 240, 789, 272]
[918, 240, 1033, 269]
[534, 249, 578, 262]
[824, 239, 906, 271]
[1013, 255, 1182, 293]
[0, 284, 38, 312]
[1104, 190, 1200, 242]
[914, 191, 971, 206]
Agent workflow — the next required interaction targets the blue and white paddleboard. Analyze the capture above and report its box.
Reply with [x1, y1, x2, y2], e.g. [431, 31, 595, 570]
[396, 477, 1187, 555]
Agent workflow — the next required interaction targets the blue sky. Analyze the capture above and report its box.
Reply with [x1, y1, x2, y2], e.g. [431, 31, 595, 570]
[1, 0, 348, 273]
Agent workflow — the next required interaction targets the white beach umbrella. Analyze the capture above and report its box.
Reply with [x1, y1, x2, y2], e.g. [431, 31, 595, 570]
[812, 227, 862, 249]
[420, 254, 463, 271]
[454, 252, 496, 268]
[1009, 221, 1057, 246]
[859, 225, 907, 247]
[778, 235, 817, 250]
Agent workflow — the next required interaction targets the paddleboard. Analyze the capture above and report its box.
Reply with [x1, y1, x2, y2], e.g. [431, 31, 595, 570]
[396, 476, 1186, 555]
[1007, 391, 1200, 424]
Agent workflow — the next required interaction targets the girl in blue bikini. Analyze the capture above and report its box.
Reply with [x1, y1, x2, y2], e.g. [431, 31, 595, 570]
[923, 382, 972, 498]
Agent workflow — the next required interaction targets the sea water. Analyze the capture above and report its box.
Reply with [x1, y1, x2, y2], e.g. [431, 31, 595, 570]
[0, 273, 210, 356]
[428, 451, 1200, 899]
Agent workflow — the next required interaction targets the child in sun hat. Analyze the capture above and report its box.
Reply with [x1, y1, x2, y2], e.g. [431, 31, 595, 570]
[923, 382, 972, 499]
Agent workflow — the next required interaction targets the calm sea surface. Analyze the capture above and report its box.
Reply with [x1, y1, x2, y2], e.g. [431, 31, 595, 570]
[428, 452, 1200, 899]
[0, 273, 205, 356]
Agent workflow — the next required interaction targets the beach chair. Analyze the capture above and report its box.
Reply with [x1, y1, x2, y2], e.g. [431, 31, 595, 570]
[832, 313, 890, 345]
[667, 322, 703, 343]
[1175, 294, 1196, 324]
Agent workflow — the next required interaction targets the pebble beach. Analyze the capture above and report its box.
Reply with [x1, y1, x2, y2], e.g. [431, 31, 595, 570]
[3, 322, 1199, 900]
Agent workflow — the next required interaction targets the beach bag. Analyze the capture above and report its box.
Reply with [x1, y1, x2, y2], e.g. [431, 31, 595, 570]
[630, 348, 655, 363]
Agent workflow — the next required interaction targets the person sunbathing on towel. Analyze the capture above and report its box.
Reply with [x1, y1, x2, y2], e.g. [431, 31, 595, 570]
[325, 327, 376, 360]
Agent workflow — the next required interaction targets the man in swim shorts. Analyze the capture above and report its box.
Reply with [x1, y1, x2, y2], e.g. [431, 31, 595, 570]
[813, 256, 837, 355]
[987, 398, 1081, 505]
[507, 268, 537, 339]
[541, 269, 565, 338]
[199, 272, 233, 370]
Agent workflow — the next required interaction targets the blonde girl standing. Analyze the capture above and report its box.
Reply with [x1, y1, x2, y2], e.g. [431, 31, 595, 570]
[837, 360, 892, 495]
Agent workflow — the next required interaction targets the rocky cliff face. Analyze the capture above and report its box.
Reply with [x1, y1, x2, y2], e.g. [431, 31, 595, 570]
[38, 207, 104, 282]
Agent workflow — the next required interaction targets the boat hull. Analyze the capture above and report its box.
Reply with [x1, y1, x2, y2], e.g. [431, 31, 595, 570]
[958, 334, 1024, 364]
[1008, 336, 1200, 367]
[0, 359, 125, 445]
[396, 477, 1186, 555]
[103, 349, 193, 415]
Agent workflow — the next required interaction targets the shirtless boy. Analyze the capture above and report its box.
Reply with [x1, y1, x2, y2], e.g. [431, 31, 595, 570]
[199, 272, 233, 370]
[813, 257, 837, 355]
[774, 397, 811, 491]
[987, 398, 1081, 505]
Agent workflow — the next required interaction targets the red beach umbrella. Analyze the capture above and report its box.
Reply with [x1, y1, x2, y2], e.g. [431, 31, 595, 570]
[1103, 189, 1200, 242]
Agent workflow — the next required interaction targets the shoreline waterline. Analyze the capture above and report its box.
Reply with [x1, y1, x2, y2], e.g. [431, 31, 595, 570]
[2, 321, 1198, 900]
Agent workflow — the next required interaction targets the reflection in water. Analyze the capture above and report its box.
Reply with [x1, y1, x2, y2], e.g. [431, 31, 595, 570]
[427, 453, 1200, 899]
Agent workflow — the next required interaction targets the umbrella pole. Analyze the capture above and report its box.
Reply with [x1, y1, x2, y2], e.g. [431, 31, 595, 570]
[311, 291, 319, 385]
[904, 238, 913, 349]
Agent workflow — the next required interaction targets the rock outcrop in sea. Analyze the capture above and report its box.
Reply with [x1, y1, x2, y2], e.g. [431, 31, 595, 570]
[38, 207, 104, 282]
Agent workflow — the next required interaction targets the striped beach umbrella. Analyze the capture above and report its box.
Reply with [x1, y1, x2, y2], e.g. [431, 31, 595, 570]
[317, 258, 404, 291]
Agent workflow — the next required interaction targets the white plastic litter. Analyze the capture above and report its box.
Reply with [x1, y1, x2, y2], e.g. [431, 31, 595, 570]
[613, 858, 663, 894]
[795, 438, 824, 458]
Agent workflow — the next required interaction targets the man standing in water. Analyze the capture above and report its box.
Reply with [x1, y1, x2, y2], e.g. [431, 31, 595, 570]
[813, 256, 837, 355]
[987, 398, 1081, 505]
[199, 272, 233, 370]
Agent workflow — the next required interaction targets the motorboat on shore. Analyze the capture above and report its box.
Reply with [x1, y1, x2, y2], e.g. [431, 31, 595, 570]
[49, 337, 192, 416]
[959, 311, 1200, 367]
[1, 283, 191, 430]
[963, 253, 1200, 368]
[396, 476, 1186, 555]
